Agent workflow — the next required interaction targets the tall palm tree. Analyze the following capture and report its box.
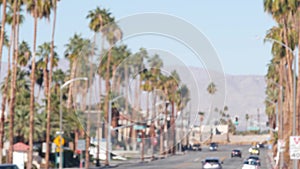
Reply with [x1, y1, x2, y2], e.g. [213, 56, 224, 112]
[86, 8, 114, 166]
[264, 23, 297, 166]
[25, 0, 52, 168]
[7, 0, 19, 162]
[0, 31, 9, 164]
[167, 71, 180, 155]
[45, 0, 58, 168]
[36, 40, 59, 168]
[64, 34, 87, 109]
[207, 82, 216, 142]
[103, 21, 122, 166]
[245, 114, 249, 131]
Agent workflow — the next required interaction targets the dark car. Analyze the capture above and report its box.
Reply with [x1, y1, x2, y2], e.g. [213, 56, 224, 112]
[231, 149, 242, 158]
[246, 155, 261, 166]
[191, 143, 202, 151]
[0, 164, 19, 169]
[209, 142, 218, 151]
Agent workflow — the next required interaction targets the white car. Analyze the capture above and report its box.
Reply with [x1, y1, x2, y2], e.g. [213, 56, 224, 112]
[202, 157, 222, 169]
[242, 159, 260, 169]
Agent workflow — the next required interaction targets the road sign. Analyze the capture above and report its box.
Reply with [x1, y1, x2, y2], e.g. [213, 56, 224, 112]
[133, 125, 145, 130]
[290, 136, 300, 159]
[53, 135, 65, 147]
[77, 139, 86, 151]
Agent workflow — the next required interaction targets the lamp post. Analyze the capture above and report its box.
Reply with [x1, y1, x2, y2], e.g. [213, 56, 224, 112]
[263, 37, 297, 169]
[59, 77, 88, 169]
[105, 95, 123, 166]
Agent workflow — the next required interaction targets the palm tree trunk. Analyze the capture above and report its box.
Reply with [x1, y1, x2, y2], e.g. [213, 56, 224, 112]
[43, 57, 49, 96]
[45, 0, 57, 167]
[28, 2, 38, 168]
[171, 101, 175, 155]
[124, 64, 129, 150]
[104, 46, 112, 166]
[0, 75, 8, 164]
[85, 81, 90, 169]
[0, 19, 11, 166]
[96, 76, 102, 166]
[7, 0, 17, 163]
[0, 0, 7, 74]
[296, 12, 300, 138]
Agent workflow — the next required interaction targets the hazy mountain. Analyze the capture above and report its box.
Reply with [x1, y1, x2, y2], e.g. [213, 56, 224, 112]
[165, 66, 267, 131]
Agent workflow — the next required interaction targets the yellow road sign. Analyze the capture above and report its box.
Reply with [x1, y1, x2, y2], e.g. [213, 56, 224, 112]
[53, 135, 65, 147]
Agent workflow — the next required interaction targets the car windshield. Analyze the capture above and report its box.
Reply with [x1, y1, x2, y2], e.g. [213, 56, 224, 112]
[205, 159, 219, 163]
[244, 160, 258, 165]
[0, 165, 19, 169]
[249, 156, 259, 160]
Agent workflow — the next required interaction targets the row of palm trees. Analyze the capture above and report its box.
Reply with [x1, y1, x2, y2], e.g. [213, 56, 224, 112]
[263, 0, 300, 168]
[0, 2, 191, 168]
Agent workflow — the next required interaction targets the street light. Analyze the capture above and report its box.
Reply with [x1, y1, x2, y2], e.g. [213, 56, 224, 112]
[105, 95, 123, 166]
[263, 37, 297, 169]
[59, 77, 88, 169]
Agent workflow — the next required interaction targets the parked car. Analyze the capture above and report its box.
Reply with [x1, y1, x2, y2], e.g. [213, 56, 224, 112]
[202, 157, 222, 169]
[231, 149, 242, 158]
[209, 142, 218, 151]
[0, 164, 19, 169]
[191, 143, 202, 151]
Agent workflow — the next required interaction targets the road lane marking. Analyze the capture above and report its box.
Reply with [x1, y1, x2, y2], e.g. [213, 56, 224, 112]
[220, 156, 227, 162]
[174, 162, 193, 169]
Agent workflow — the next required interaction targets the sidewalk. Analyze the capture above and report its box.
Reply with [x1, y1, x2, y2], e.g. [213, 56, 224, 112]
[267, 150, 276, 169]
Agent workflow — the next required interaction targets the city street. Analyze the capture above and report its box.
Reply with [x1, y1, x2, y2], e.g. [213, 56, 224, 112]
[114, 145, 271, 169]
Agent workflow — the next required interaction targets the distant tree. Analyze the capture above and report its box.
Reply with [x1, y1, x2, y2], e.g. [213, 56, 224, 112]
[207, 82, 217, 141]
[245, 114, 249, 130]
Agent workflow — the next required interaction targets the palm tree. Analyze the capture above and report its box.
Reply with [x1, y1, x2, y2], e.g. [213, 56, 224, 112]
[64, 34, 89, 109]
[45, 0, 58, 167]
[198, 112, 204, 142]
[86, 8, 114, 166]
[25, 0, 52, 168]
[245, 114, 249, 131]
[7, 0, 20, 162]
[168, 71, 180, 155]
[103, 21, 122, 166]
[207, 82, 216, 142]
[36, 41, 59, 168]
[0, 30, 9, 164]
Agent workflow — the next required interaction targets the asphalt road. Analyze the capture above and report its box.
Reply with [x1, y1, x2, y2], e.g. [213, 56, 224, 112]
[115, 144, 272, 169]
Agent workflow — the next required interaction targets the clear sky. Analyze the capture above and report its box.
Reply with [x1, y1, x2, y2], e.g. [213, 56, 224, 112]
[17, 0, 276, 75]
